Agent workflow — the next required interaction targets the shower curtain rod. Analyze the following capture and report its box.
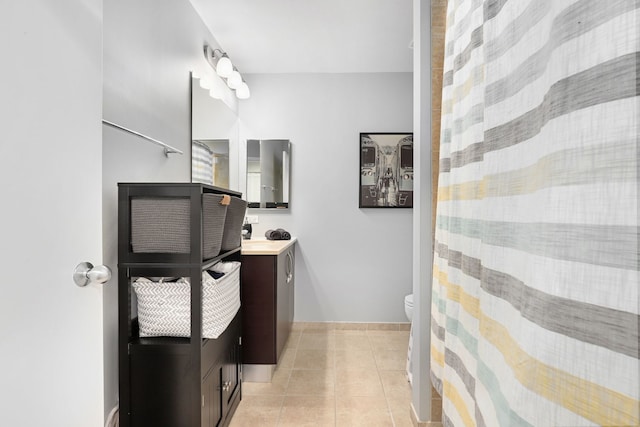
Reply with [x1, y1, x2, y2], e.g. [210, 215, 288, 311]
[102, 119, 183, 156]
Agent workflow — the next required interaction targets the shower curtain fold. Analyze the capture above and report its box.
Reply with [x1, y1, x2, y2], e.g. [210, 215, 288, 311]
[430, 1, 639, 426]
[192, 140, 214, 185]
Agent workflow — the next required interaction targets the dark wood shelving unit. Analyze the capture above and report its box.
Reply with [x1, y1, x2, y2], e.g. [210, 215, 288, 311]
[118, 183, 243, 427]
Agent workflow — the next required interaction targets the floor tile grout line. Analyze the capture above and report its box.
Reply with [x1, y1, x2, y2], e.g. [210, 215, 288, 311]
[275, 331, 300, 427]
[368, 329, 399, 427]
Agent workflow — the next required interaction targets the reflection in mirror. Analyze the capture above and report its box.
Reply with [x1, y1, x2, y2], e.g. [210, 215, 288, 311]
[192, 139, 229, 188]
[246, 139, 291, 209]
[190, 74, 238, 188]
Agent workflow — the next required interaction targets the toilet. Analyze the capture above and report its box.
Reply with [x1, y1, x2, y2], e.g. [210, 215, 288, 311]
[404, 294, 414, 321]
[405, 294, 414, 385]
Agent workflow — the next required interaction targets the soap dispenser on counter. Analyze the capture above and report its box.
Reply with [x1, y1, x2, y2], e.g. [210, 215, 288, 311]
[242, 218, 252, 240]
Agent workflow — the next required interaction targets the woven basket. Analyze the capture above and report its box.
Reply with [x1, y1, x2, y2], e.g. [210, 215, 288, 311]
[202, 194, 228, 258]
[133, 261, 241, 339]
[130, 194, 227, 258]
[220, 197, 248, 251]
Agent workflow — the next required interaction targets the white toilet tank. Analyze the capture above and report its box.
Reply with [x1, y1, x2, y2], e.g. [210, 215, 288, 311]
[404, 294, 414, 321]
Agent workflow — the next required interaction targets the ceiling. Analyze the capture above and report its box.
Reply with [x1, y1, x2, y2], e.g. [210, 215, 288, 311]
[189, 0, 413, 74]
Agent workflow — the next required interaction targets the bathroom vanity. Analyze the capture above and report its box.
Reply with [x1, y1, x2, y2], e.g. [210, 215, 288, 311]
[240, 238, 296, 381]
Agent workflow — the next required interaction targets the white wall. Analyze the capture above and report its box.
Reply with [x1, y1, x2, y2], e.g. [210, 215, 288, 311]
[240, 73, 414, 322]
[102, 0, 234, 417]
[412, 0, 434, 420]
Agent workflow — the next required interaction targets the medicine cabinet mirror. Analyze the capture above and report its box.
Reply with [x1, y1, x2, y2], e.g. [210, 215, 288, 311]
[190, 74, 238, 188]
[246, 139, 291, 209]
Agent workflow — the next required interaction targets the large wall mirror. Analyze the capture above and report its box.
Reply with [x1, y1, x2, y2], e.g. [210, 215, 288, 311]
[191, 72, 291, 208]
[190, 73, 238, 189]
[247, 139, 291, 209]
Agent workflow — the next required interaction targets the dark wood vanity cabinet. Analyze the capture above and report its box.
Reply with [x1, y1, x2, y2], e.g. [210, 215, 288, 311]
[241, 242, 295, 364]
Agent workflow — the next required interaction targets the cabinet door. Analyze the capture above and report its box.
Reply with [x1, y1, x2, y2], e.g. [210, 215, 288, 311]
[285, 247, 295, 323]
[240, 255, 277, 363]
[221, 340, 241, 417]
[276, 247, 294, 360]
[202, 367, 222, 427]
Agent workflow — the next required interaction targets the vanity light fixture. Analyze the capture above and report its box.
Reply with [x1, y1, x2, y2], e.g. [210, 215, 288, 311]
[203, 44, 250, 100]
[236, 81, 250, 99]
[216, 54, 233, 78]
[227, 69, 243, 90]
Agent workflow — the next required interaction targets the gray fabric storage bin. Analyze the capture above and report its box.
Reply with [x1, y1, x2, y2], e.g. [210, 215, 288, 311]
[131, 194, 227, 258]
[201, 194, 228, 257]
[220, 197, 247, 251]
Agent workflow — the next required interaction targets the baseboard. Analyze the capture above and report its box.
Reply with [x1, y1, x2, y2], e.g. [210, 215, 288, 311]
[242, 364, 275, 382]
[410, 402, 443, 427]
[292, 321, 411, 331]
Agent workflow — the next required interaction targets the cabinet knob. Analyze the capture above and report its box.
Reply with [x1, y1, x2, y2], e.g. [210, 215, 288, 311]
[73, 262, 112, 287]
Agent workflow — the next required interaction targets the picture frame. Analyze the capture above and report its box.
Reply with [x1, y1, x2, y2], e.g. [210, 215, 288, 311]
[359, 132, 413, 208]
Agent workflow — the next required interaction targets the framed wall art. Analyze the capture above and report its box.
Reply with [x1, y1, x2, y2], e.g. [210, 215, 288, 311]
[359, 132, 413, 208]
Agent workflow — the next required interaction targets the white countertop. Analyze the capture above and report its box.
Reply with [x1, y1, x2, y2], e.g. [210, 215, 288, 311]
[241, 237, 297, 255]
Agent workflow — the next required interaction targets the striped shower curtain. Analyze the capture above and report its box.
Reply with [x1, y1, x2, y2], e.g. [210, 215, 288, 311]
[430, 1, 639, 426]
[192, 140, 214, 185]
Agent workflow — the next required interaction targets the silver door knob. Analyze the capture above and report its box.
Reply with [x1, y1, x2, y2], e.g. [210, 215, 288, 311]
[73, 262, 112, 287]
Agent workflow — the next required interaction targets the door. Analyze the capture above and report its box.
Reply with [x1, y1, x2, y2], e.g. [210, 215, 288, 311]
[0, 1, 104, 426]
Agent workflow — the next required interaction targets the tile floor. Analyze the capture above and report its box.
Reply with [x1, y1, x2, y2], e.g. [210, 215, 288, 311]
[229, 322, 414, 427]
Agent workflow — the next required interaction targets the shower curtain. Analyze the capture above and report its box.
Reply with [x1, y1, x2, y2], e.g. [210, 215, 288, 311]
[192, 140, 214, 185]
[430, 1, 639, 426]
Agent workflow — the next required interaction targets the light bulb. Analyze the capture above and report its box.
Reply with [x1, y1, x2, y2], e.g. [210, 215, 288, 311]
[199, 77, 211, 90]
[236, 82, 250, 99]
[227, 70, 242, 89]
[216, 55, 233, 78]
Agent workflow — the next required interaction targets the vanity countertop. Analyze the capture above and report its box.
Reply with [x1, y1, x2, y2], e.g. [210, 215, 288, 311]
[241, 238, 297, 255]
